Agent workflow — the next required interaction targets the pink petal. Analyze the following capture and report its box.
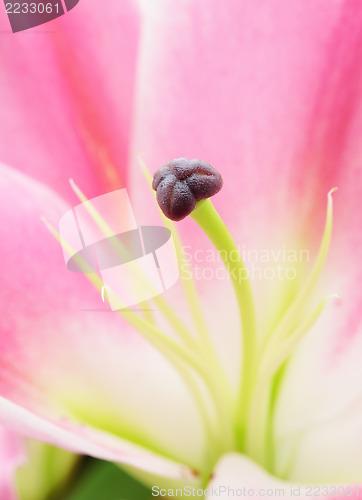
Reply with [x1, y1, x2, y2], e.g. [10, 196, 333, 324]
[0, 0, 140, 202]
[0, 164, 207, 478]
[131, 0, 362, 245]
[207, 453, 361, 500]
[0, 426, 24, 500]
[0, 398, 193, 480]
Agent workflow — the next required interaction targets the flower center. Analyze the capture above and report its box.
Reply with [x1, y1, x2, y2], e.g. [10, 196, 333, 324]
[43, 158, 338, 484]
[153, 158, 338, 476]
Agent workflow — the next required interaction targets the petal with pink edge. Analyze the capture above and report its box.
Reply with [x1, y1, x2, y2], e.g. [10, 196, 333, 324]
[0, 0, 140, 201]
[0, 397, 195, 480]
[0, 164, 207, 477]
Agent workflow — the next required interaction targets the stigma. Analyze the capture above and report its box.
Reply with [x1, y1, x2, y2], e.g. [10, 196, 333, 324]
[152, 158, 223, 221]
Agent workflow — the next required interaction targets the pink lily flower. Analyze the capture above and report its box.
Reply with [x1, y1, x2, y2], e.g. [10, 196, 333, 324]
[0, 0, 362, 498]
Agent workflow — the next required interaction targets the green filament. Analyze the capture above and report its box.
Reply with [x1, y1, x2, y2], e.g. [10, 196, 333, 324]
[190, 199, 258, 449]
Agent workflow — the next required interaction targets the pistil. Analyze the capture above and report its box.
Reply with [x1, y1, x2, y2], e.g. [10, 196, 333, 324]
[153, 158, 339, 472]
[153, 158, 258, 451]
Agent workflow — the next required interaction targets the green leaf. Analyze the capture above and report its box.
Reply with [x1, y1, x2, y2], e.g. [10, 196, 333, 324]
[17, 441, 79, 500]
[65, 459, 151, 500]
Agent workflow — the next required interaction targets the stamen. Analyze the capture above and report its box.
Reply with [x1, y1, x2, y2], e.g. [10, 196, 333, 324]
[243, 188, 338, 469]
[246, 293, 340, 469]
[41, 217, 203, 372]
[69, 178, 198, 351]
[166, 351, 221, 470]
[69, 178, 114, 239]
[262, 293, 340, 378]
[42, 214, 235, 458]
[140, 156, 232, 390]
[152, 158, 257, 450]
[71, 177, 155, 325]
[141, 157, 212, 348]
[262, 187, 337, 351]
[138, 155, 233, 430]
[152, 159, 257, 451]
[40, 216, 100, 279]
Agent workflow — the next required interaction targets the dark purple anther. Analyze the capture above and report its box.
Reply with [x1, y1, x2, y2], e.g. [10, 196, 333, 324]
[152, 158, 223, 221]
